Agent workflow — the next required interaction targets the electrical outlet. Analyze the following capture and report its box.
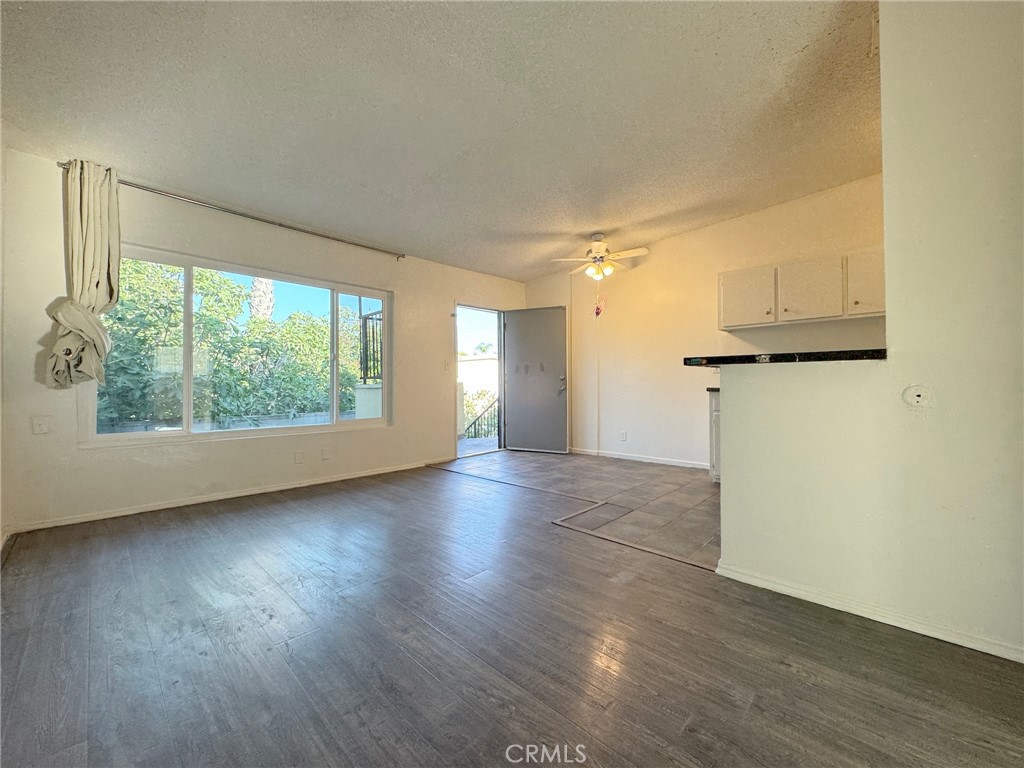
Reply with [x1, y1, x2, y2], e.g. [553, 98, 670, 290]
[294, 451, 305, 464]
[619, 431, 627, 441]
[31, 415, 51, 435]
[321, 448, 331, 461]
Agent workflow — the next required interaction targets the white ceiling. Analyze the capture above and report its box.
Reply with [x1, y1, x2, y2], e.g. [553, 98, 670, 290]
[1, 1, 880, 282]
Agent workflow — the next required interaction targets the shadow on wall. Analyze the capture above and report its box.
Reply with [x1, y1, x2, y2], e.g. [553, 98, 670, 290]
[37, 181, 73, 387]
[730, 316, 887, 354]
[34, 297, 66, 387]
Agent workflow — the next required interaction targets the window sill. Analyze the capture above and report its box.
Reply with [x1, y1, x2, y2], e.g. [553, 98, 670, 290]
[78, 419, 391, 449]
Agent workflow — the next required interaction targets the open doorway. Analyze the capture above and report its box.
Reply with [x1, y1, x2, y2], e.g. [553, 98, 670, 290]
[456, 306, 501, 457]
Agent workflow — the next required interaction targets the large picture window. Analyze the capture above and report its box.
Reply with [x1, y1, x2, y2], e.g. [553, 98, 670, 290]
[192, 269, 332, 431]
[98, 259, 185, 434]
[93, 251, 388, 439]
[338, 292, 384, 420]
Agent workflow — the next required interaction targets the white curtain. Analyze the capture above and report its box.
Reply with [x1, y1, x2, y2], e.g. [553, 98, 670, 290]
[47, 160, 121, 389]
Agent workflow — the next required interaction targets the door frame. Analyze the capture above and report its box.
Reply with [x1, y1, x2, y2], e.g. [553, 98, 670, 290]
[453, 303, 504, 458]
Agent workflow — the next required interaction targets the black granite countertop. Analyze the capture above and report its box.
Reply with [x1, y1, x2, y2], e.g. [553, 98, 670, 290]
[684, 349, 886, 367]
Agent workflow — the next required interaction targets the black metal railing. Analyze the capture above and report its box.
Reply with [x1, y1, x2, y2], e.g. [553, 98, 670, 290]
[360, 310, 383, 383]
[464, 398, 498, 439]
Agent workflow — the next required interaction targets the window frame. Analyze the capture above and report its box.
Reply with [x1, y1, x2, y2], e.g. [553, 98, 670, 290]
[78, 244, 392, 447]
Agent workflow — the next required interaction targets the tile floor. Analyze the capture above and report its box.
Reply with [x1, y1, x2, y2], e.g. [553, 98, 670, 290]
[436, 450, 721, 569]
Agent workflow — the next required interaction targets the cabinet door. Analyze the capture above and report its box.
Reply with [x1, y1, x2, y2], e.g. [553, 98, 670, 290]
[709, 393, 721, 483]
[777, 255, 844, 322]
[847, 251, 885, 315]
[719, 265, 776, 328]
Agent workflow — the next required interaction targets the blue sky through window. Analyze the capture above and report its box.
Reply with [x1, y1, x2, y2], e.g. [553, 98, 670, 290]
[216, 271, 371, 323]
[338, 293, 383, 316]
[457, 306, 499, 355]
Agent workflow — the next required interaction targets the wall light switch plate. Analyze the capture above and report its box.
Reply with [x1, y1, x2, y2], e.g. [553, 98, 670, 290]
[294, 451, 305, 464]
[321, 448, 331, 461]
[619, 431, 627, 441]
[31, 416, 51, 435]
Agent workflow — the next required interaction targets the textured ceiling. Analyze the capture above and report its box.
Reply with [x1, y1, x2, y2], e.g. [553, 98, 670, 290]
[1, 1, 881, 281]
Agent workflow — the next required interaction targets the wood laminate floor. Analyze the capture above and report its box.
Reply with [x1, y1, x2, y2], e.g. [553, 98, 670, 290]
[1, 466, 1022, 767]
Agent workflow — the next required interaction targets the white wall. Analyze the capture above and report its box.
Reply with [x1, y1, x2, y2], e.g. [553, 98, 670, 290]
[719, 2, 1023, 661]
[0, 134, 6, 545]
[1, 148, 525, 537]
[527, 176, 886, 467]
[456, 355, 499, 395]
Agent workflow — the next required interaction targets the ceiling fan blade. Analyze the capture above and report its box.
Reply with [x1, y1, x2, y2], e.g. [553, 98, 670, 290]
[609, 247, 649, 260]
[607, 259, 632, 271]
[550, 257, 591, 262]
[569, 263, 592, 274]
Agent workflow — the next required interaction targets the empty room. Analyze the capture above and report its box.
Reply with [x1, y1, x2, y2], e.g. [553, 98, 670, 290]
[1, 2, 1022, 767]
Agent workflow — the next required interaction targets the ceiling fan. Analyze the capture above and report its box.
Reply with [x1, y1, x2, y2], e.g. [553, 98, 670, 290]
[552, 233, 649, 281]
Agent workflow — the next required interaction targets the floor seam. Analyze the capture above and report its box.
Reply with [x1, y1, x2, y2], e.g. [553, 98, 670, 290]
[432, 462, 720, 573]
[554, 513, 717, 573]
[428, 464, 603, 504]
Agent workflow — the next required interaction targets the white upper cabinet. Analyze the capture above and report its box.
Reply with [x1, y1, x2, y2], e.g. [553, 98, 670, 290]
[719, 265, 776, 329]
[777, 255, 844, 322]
[718, 250, 885, 330]
[846, 250, 886, 316]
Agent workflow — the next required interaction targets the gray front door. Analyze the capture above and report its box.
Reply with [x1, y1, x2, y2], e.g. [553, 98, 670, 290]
[503, 307, 568, 453]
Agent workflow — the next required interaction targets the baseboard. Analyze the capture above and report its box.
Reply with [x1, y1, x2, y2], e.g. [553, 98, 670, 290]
[3, 461, 437, 537]
[570, 447, 710, 470]
[716, 563, 1024, 663]
[1, 533, 17, 566]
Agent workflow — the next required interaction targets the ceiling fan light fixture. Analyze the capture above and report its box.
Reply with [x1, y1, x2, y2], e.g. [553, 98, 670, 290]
[556, 234, 647, 280]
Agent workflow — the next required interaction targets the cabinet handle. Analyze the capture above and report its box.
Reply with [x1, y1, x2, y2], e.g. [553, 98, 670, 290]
[853, 300, 860, 306]
[765, 309, 772, 315]
[783, 307, 790, 313]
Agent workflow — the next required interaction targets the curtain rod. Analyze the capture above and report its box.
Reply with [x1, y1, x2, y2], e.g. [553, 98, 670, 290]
[56, 161, 406, 260]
